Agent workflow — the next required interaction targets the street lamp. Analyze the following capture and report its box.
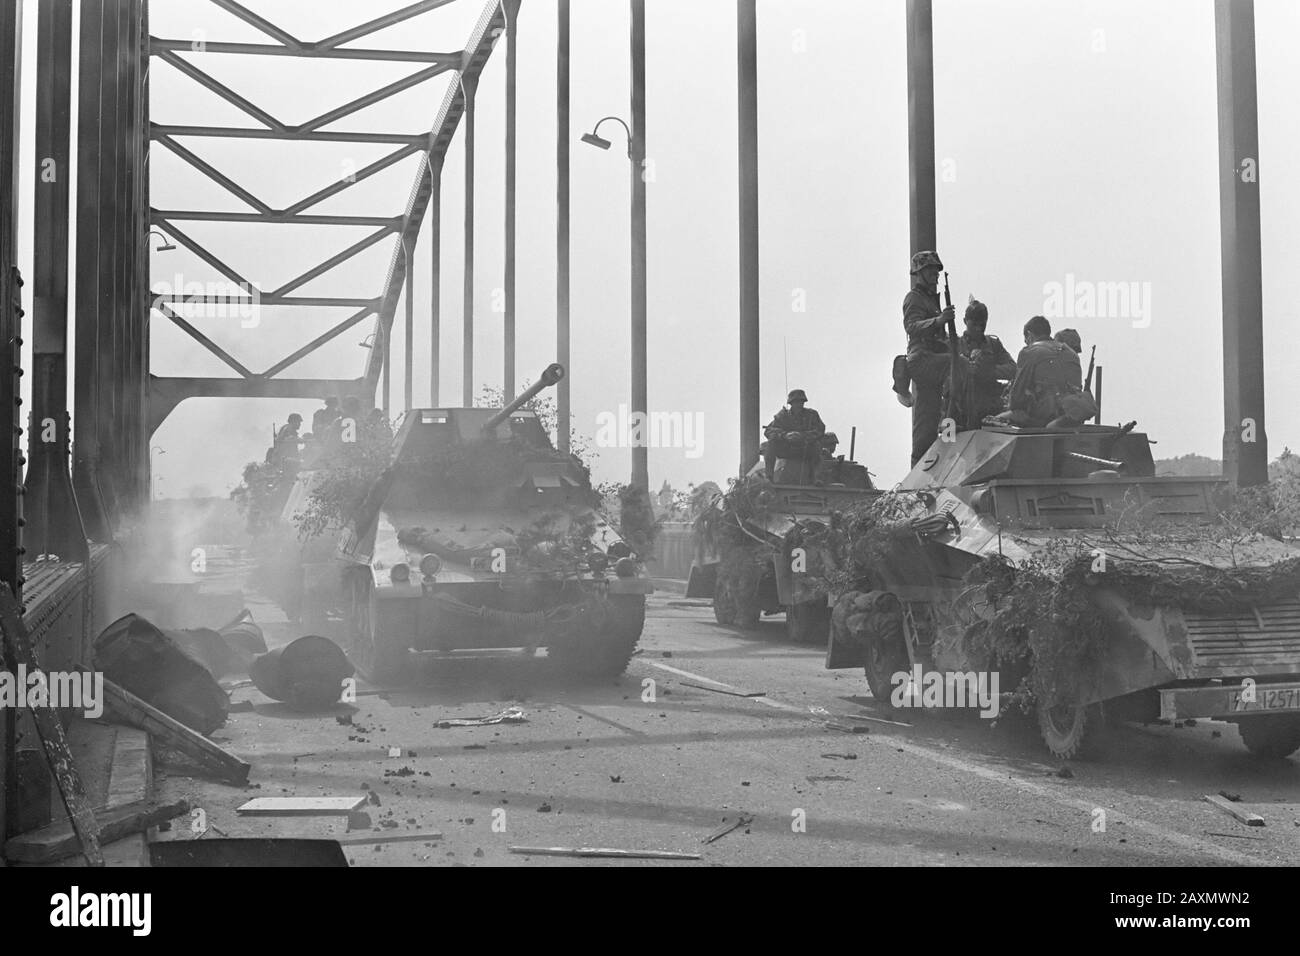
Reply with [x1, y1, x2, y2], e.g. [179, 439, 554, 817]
[581, 113, 648, 491]
[581, 116, 633, 159]
[148, 229, 176, 252]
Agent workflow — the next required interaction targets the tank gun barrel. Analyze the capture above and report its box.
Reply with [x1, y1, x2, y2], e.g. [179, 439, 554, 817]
[481, 363, 566, 433]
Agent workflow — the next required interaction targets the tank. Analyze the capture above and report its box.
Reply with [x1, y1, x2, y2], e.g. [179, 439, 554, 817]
[687, 436, 880, 645]
[824, 422, 1300, 760]
[281, 364, 653, 683]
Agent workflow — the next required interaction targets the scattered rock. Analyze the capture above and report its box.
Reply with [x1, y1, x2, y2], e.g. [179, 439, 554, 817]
[1055, 766, 1074, 779]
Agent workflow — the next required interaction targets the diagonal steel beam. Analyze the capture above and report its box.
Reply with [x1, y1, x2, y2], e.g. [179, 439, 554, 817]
[297, 63, 451, 133]
[269, 225, 394, 297]
[155, 48, 286, 131]
[363, 0, 508, 390]
[154, 133, 271, 212]
[284, 141, 422, 215]
[154, 218, 252, 286]
[317, 0, 460, 51]
[156, 302, 254, 378]
[261, 307, 374, 378]
[207, 0, 301, 49]
[149, 38, 456, 63]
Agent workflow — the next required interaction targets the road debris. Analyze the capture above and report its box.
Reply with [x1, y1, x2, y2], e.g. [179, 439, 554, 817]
[509, 845, 700, 860]
[824, 720, 870, 734]
[102, 678, 250, 785]
[236, 796, 367, 816]
[679, 680, 766, 698]
[820, 752, 858, 760]
[703, 814, 753, 844]
[1204, 794, 1264, 827]
[249, 635, 353, 711]
[435, 706, 527, 728]
[337, 831, 443, 846]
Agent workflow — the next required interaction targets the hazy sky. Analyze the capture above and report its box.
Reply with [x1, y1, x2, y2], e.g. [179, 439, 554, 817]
[15, 0, 1300, 498]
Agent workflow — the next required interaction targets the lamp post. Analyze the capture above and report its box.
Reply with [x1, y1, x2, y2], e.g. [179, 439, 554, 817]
[581, 108, 648, 491]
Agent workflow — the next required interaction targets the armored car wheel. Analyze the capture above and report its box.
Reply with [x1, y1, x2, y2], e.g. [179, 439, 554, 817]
[1236, 715, 1300, 759]
[786, 601, 830, 645]
[550, 595, 646, 679]
[1037, 698, 1107, 760]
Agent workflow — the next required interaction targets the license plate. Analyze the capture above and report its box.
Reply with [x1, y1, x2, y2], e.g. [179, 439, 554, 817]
[1228, 686, 1300, 713]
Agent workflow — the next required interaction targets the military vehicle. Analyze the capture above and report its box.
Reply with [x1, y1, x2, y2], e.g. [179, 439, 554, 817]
[825, 423, 1300, 759]
[688, 438, 879, 645]
[281, 364, 653, 683]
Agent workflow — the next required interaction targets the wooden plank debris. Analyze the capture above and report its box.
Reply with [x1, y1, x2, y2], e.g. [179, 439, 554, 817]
[702, 813, 753, 844]
[1203, 793, 1265, 827]
[0, 585, 104, 865]
[4, 799, 189, 864]
[101, 677, 250, 785]
[508, 845, 701, 860]
[236, 796, 367, 816]
[336, 831, 444, 846]
[679, 681, 766, 698]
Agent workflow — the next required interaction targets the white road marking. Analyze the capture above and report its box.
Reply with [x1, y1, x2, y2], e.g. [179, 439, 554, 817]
[638, 656, 1256, 864]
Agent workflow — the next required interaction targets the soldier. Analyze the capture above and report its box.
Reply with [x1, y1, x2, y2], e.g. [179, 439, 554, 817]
[1054, 327, 1083, 354]
[992, 316, 1093, 428]
[311, 396, 339, 437]
[902, 250, 956, 465]
[762, 389, 827, 481]
[953, 298, 1017, 426]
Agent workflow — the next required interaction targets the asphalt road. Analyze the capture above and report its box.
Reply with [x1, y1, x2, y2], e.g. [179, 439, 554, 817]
[155, 588, 1300, 866]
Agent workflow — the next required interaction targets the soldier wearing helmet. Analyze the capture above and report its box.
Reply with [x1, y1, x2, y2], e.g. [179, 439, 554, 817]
[902, 250, 956, 465]
[952, 297, 1017, 426]
[762, 389, 827, 482]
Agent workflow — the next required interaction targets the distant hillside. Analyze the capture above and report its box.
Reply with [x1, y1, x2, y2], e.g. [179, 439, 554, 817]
[1154, 454, 1221, 477]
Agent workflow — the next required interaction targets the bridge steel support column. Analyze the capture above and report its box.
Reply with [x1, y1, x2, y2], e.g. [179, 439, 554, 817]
[27, 0, 87, 564]
[737, 0, 759, 477]
[556, 0, 570, 453]
[429, 155, 442, 406]
[462, 73, 478, 406]
[629, 0, 648, 491]
[72, 0, 111, 540]
[502, 0, 520, 400]
[1215, 0, 1267, 488]
[906, 0, 936, 255]
[0, 0, 23, 847]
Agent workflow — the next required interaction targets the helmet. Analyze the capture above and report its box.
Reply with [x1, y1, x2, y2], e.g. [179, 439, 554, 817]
[909, 250, 943, 274]
[964, 297, 988, 325]
[287, 413, 303, 424]
[787, 389, 808, 404]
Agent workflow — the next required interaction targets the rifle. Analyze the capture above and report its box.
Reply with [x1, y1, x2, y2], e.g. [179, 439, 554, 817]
[1084, 344, 1097, 393]
[943, 272, 958, 422]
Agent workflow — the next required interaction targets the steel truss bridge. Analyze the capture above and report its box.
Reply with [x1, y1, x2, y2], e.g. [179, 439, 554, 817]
[0, 0, 1271, 844]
